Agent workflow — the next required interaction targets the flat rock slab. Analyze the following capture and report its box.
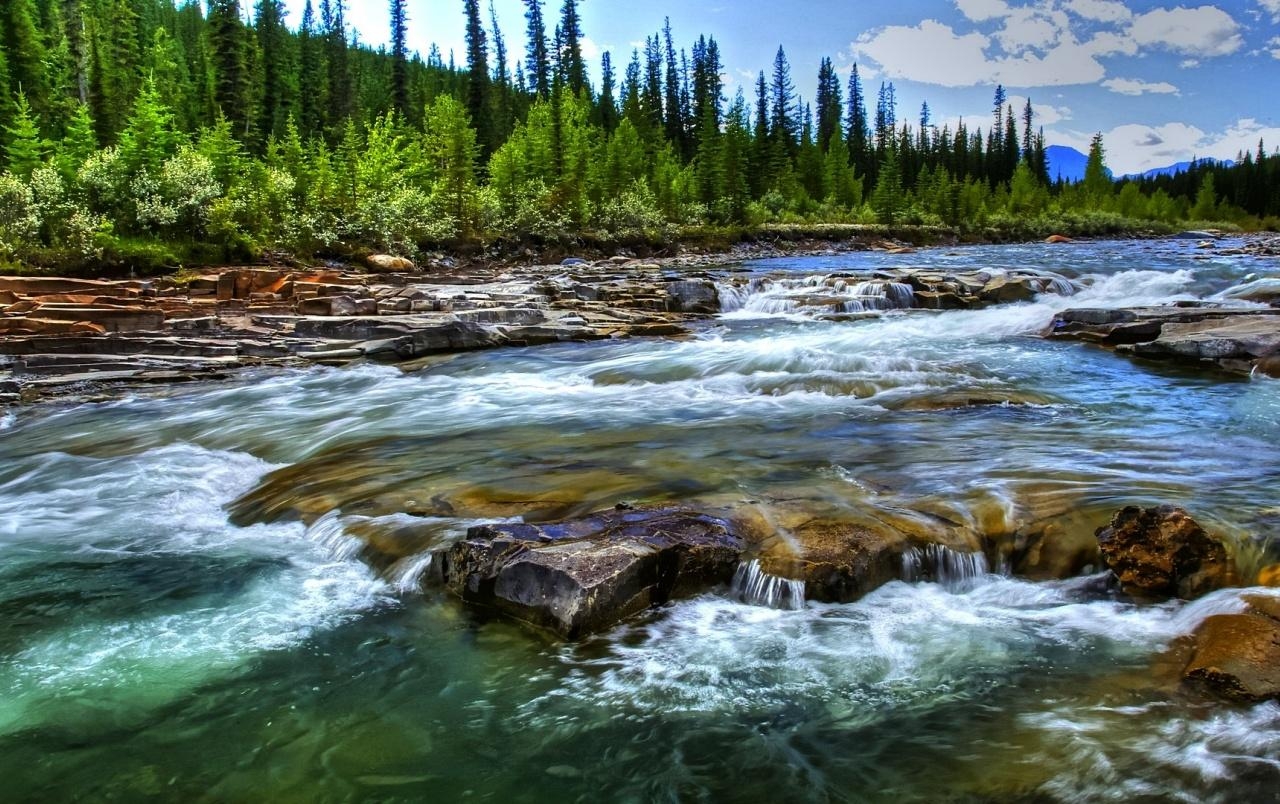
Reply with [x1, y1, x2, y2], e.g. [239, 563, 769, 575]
[436, 508, 744, 638]
[1048, 305, 1280, 375]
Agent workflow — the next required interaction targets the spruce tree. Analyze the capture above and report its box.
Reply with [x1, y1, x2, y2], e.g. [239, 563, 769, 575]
[297, 0, 327, 137]
[815, 57, 842, 154]
[845, 64, 869, 179]
[595, 51, 618, 133]
[662, 18, 684, 151]
[463, 0, 494, 154]
[4, 92, 46, 180]
[1082, 132, 1110, 201]
[558, 0, 587, 96]
[57, 101, 97, 180]
[208, 0, 251, 138]
[523, 0, 550, 98]
[118, 75, 179, 177]
[769, 47, 797, 155]
[256, 0, 296, 143]
[3, 0, 49, 120]
[390, 0, 409, 113]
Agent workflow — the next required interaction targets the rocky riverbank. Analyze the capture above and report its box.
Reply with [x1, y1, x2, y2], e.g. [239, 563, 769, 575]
[1, 242, 1085, 405]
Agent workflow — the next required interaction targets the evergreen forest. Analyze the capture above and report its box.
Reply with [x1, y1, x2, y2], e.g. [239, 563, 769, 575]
[2, 0, 1278, 270]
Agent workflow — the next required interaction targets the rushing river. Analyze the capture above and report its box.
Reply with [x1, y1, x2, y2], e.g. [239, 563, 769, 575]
[2, 239, 1279, 802]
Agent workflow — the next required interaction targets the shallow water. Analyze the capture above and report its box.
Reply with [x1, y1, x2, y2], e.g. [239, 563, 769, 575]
[1, 239, 1279, 802]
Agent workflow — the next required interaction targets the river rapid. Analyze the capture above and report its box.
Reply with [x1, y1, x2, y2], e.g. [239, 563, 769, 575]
[1, 239, 1278, 802]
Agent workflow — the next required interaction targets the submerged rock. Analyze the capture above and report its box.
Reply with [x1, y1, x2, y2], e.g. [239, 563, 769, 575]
[1183, 594, 1280, 702]
[1095, 505, 1233, 600]
[437, 507, 743, 638]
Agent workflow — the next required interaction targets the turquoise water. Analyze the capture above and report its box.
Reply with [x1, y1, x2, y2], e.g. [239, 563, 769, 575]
[1, 240, 1278, 802]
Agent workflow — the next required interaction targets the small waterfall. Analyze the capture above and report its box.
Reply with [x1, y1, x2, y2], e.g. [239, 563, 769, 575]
[731, 560, 806, 610]
[716, 276, 915, 317]
[901, 544, 991, 589]
[304, 511, 365, 561]
[389, 552, 436, 594]
[850, 281, 917, 310]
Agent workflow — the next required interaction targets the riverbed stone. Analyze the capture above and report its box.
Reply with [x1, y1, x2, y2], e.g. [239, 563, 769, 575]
[436, 507, 744, 638]
[1095, 505, 1233, 600]
[366, 254, 416, 273]
[1183, 595, 1280, 702]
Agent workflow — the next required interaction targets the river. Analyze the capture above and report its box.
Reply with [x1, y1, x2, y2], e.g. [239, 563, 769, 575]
[1, 239, 1278, 802]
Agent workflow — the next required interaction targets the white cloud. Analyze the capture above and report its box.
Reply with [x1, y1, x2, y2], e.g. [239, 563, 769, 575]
[580, 36, 601, 62]
[1084, 30, 1138, 57]
[1179, 58, 1201, 68]
[995, 7, 1068, 53]
[1064, 0, 1133, 22]
[1102, 77, 1180, 95]
[956, 0, 1012, 21]
[1259, 0, 1280, 22]
[1270, 37, 1280, 60]
[1049, 118, 1280, 174]
[852, 20, 993, 87]
[1130, 5, 1243, 57]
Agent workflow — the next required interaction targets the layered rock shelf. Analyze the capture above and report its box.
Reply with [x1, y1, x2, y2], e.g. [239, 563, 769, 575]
[1047, 304, 1280, 376]
[1, 256, 1086, 404]
[0, 259, 722, 404]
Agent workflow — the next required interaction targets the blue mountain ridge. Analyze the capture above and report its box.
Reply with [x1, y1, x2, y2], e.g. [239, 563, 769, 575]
[1045, 145, 1233, 182]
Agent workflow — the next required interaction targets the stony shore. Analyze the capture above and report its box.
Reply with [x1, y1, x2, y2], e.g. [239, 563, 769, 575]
[0, 237, 1084, 405]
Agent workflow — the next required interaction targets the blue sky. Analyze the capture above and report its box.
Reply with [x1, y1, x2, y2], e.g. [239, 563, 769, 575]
[281, 1, 1280, 173]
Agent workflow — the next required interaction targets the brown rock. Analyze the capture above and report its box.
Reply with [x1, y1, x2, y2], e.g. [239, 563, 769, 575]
[1095, 505, 1233, 599]
[297, 295, 358, 317]
[366, 254, 416, 273]
[1045, 234, 1073, 244]
[1183, 597, 1280, 701]
[438, 508, 744, 638]
[1258, 564, 1280, 587]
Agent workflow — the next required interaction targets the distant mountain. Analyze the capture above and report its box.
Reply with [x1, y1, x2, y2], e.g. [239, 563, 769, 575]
[1122, 158, 1235, 180]
[1045, 145, 1099, 183]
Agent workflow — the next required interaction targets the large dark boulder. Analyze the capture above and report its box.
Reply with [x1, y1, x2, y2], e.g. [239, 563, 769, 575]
[437, 507, 744, 638]
[1095, 505, 1233, 599]
[1183, 595, 1280, 702]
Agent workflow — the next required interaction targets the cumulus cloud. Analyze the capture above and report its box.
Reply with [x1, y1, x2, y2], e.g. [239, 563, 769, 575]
[1270, 37, 1280, 59]
[851, 20, 1111, 87]
[956, 0, 1012, 21]
[1049, 118, 1280, 174]
[1102, 77, 1181, 95]
[852, 21, 993, 87]
[1064, 0, 1134, 22]
[1130, 5, 1243, 57]
[1259, 0, 1280, 22]
[851, 1, 1247, 92]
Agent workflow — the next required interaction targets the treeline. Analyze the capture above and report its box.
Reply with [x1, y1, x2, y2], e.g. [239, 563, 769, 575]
[0, 0, 1276, 269]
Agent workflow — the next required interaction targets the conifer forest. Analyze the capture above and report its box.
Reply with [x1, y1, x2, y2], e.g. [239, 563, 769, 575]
[1, 0, 1278, 270]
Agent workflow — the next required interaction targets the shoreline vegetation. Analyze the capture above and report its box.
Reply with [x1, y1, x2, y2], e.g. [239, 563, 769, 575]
[2, 2, 1278, 278]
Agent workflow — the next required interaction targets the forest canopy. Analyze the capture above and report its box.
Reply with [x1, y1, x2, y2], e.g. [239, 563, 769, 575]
[1, 0, 1278, 269]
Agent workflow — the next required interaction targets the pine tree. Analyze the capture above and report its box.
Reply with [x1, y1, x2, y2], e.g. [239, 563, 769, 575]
[845, 64, 869, 179]
[817, 58, 843, 154]
[3, 0, 49, 120]
[57, 101, 97, 180]
[117, 75, 179, 177]
[595, 51, 618, 132]
[424, 94, 480, 231]
[462, 0, 494, 154]
[255, 0, 295, 143]
[390, 0, 409, 113]
[208, 0, 251, 138]
[991, 84, 1006, 153]
[769, 47, 797, 155]
[662, 18, 684, 151]
[297, 0, 327, 137]
[321, 0, 352, 129]
[642, 35, 664, 136]
[523, 0, 550, 98]
[558, 0, 587, 96]
[4, 92, 46, 179]
[1082, 132, 1110, 201]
